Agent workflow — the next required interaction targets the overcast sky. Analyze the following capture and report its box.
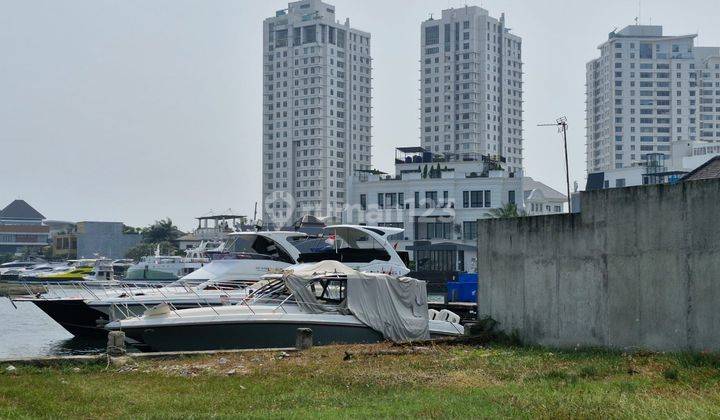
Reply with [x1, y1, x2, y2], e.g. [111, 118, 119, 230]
[2, 0, 718, 231]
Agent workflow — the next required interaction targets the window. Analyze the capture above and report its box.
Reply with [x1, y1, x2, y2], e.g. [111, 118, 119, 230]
[414, 217, 452, 240]
[462, 190, 491, 208]
[360, 194, 366, 211]
[377, 193, 384, 209]
[425, 191, 438, 208]
[471, 191, 482, 207]
[425, 25, 439, 45]
[508, 190, 515, 204]
[639, 43, 652, 59]
[463, 221, 478, 240]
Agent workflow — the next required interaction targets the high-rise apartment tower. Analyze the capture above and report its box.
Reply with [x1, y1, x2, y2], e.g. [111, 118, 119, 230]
[262, 0, 372, 225]
[420, 6, 523, 173]
[586, 25, 720, 172]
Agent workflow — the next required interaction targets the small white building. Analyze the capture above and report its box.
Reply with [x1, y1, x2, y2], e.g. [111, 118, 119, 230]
[524, 178, 568, 216]
[345, 148, 565, 270]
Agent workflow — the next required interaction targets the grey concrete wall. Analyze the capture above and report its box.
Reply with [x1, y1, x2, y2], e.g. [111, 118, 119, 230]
[477, 179, 720, 352]
[77, 222, 141, 259]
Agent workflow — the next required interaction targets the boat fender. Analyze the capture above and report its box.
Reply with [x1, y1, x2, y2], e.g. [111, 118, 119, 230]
[144, 302, 172, 317]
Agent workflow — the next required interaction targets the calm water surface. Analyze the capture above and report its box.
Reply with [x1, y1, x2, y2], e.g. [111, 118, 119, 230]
[0, 297, 106, 359]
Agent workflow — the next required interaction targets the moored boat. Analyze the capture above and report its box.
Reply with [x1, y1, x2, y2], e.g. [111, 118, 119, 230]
[106, 261, 464, 352]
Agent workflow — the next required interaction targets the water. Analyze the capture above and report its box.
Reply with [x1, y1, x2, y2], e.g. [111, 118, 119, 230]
[0, 297, 106, 359]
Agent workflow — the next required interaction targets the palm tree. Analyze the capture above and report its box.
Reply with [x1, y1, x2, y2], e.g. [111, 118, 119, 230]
[142, 218, 182, 243]
[488, 203, 526, 219]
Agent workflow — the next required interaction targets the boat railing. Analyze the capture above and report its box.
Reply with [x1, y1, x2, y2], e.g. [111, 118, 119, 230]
[105, 279, 256, 320]
[7, 279, 104, 301]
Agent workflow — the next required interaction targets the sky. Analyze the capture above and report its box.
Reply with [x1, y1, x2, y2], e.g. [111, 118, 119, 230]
[2, 0, 719, 231]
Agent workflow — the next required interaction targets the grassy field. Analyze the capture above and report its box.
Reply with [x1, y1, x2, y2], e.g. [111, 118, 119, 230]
[2, 343, 720, 419]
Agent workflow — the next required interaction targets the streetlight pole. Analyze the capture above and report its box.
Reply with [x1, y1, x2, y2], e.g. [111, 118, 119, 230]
[538, 117, 572, 213]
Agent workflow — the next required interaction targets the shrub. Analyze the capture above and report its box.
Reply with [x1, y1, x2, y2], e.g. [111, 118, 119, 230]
[663, 368, 679, 381]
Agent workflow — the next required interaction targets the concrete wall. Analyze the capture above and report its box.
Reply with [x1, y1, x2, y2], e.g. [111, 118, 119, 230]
[76, 222, 141, 259]
[477, 179, 720, 352]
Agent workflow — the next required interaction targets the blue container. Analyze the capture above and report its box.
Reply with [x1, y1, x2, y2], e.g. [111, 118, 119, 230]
[457, 273, 478, 283]
[446, 278, 478, 302]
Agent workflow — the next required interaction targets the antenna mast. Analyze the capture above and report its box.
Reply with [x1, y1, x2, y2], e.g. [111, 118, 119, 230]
[538, 117, 572, 213]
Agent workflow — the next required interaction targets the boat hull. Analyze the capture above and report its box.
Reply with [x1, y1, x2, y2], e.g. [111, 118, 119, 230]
[30, 299, 110, 337]
[115, 320, 386, 352]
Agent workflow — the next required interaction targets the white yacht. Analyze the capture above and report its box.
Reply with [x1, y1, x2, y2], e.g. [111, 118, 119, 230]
[16, 263, 66, 280]
[87, 225, 410, 321]
[0, 260, 45, 279]
[16, 225, 413, 337]
[106, 261, 464, 352]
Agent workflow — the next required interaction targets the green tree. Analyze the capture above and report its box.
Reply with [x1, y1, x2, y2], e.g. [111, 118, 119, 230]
[123, 224, 142, 234]
[141, 218, 182, 244]
[488, 203, 527, 219]
[125, 241, 178, 260]
[422, 165, 428, 179]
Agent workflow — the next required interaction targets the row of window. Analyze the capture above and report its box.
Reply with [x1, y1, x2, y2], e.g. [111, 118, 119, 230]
[358, 190, 518, 210]
[0, 234, 47, 244]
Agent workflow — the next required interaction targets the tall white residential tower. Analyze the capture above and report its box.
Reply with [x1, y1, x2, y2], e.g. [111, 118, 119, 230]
[420, 7, 523, 174]
[262, 0, 372, 226]
[586, 25, 720, 173]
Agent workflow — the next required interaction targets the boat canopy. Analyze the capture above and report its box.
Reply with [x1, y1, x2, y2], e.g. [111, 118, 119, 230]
[295, 226, 393, 264]
[283, 261, 430, 343]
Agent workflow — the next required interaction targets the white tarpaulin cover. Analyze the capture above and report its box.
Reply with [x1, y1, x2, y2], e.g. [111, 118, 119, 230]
[283, 261, 430, 342]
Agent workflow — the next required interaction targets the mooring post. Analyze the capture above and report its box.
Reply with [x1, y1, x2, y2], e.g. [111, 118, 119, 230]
[296, 328, 313, 350]
[107, 331, 126, 357]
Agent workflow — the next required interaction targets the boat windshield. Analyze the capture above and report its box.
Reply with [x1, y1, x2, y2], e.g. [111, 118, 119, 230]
[246, 275, 346, 308]
[221, 235, 296, 264]
[296, 227, 391, 263]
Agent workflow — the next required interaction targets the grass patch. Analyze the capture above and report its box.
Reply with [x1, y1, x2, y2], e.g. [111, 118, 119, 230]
[578, 365, 598, 378]
[663, 368, 679, 381]
[1, 344, 720, 418]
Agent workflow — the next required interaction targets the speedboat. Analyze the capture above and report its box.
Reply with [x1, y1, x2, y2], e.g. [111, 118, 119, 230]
[35, 259, 98, 281]
[85, 230, 308, 321]
[106, 261, 464, 352]
[0, 260, 42, 275]
[14, 263, 67, 281]
[13, 225, 414, 337]
[0, 260, 46, 280]
[87, 225, 411, 321]
[12, 231, 307, 337]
